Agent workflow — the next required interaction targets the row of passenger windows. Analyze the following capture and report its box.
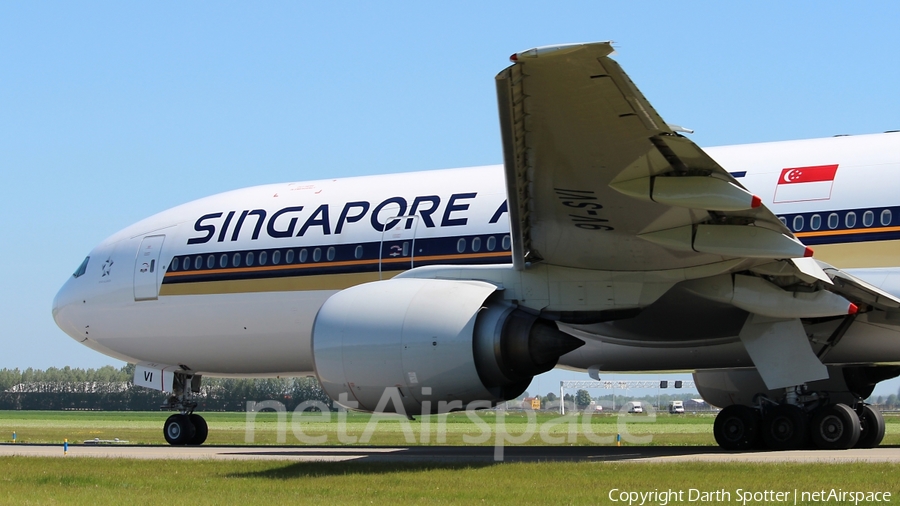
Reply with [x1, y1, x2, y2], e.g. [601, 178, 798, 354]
[169, 234, 512, 272]
[170, 246, 347, 272]
[457, 235, 511, 253]
[779, 209, 893, 233]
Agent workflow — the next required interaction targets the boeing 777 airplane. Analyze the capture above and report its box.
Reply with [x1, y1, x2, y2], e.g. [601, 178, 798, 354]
[53, 42, 900, 451]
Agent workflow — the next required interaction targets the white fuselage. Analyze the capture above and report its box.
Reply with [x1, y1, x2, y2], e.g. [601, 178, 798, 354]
[53, 133, 900, 377]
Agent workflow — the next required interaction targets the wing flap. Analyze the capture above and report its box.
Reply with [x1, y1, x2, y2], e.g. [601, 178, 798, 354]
[822, 266, 900, 311]
[496, 42, 795, 273]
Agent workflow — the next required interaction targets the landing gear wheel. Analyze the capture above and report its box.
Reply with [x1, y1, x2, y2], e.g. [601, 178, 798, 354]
[762, 405, 808, 450]
[163, 414, 196, 446]
[855, 405, 885, 448]
[188, 414, 208, 446]
[810, 403, 860, 449]
[714, 405, 760, 450]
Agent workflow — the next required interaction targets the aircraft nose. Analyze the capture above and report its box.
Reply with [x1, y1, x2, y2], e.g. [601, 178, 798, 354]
[53, 257, 91, 342]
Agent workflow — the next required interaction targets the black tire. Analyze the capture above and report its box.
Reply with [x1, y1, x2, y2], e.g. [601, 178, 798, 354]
[762, 404, 808, 450]
[714, 405, 760, 450]
[188, 414, 208, 446]
[810, 403, 860, 449]
[163, 414, 195, 446]
[856, 405, 885, 448]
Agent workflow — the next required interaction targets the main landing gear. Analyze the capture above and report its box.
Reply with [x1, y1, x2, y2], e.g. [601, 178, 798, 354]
[714, 387, 885, 451]
[162, 372, 208, 446]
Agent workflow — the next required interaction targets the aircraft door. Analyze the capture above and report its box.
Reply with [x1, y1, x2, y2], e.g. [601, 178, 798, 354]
[379, 214, 419, 279]
[134, 235, 165, 301]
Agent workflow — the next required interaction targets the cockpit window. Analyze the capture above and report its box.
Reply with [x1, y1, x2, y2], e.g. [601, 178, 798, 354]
[73, 256, 90, 278]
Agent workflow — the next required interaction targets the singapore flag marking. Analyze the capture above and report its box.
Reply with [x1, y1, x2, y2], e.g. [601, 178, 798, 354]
[773, 164, 839, 203]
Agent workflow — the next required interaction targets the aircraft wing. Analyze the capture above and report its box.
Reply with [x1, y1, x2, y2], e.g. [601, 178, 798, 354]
[496, 42, 803, 272]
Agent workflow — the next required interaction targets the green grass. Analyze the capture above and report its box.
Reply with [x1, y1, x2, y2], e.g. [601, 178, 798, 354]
[0, 457, 898, 505]
[3, 410, 900, 447]
[2, 411, 899, 505]
[0, 410, 720, 446]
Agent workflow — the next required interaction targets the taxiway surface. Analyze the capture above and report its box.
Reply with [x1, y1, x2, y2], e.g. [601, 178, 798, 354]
[2, 444, 899, 463]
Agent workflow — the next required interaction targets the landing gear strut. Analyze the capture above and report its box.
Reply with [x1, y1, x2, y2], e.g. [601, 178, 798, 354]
[162, 372, 208, 446]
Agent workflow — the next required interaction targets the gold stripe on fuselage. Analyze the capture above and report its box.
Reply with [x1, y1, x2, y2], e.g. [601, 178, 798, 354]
[795, 225, 900, 239]
[807, 239, 900, 269]
[159, 271, 394, 296]
[159, 251, 513, 296]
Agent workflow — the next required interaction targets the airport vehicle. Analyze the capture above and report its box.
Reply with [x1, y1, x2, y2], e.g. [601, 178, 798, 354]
[54, 42, 899, 450]
[627, 402, 644, 414]
[669, 401, 685, 414]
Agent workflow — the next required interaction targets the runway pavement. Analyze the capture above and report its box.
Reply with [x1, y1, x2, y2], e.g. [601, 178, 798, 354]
[2, 443, 900, 463]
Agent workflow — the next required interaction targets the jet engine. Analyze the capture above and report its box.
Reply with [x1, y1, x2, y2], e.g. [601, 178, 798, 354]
[311, 278, 584, 414]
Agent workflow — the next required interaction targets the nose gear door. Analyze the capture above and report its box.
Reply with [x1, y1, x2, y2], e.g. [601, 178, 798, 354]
[134, 235, 165, 301]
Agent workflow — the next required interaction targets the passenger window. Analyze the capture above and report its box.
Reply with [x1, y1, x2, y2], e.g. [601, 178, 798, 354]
[810, 214, 821, 231]
[778, 217, 787, 226]
[327, 247, 335, 261]
[285, 249, 295, 264]
[183, 257, 190, 271]
[299, 249, 308, 263]
[792, 215, 804, 232]
[354, 245, 363, 259]
[502, 235, 511, 250]
[313, 248, 321, 262]
[863, 211, 874, 227]
[272, 250, 281, 265]
[73, 256, 90, 278]
[232, 252, 241, 267]
[169, 258, 178, 272]
[194, 256, 203, 270]
[457, 238, 466, 253]
[207, 255, 215, 269]
[246, 251, 255, 266]
[882, 209, 892, 226]
[259, 251, 268, 266]
[828, 213, 839, 229]
[486, 236, 496, 251]
[846, 212, 857, 228]
[472, 237, 482, 252]
[219, 254, 228, 268]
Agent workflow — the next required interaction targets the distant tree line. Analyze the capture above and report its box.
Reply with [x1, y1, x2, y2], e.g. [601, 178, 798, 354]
[0, 365, 333, 411]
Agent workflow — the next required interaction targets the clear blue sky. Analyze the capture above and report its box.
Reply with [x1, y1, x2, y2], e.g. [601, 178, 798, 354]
[2, 2, 899, 396]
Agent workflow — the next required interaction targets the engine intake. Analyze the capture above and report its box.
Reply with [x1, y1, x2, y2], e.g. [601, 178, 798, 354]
[311, 278, 583, 414]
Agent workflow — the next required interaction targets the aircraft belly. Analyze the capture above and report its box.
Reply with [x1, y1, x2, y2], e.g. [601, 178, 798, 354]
[88, 290, 330, 376]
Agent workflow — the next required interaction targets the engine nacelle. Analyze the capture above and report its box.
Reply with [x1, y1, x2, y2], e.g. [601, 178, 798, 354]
[312, 278, 583, 414]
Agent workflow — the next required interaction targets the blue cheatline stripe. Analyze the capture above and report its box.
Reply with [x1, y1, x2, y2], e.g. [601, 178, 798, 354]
[729, 171, 747, 178]
[163, 233, 513, 285]
[778, 204, 900, 245]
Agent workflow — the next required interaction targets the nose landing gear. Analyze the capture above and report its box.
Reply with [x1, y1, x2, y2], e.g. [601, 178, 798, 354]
[163, 413, 208, 446]
[162, 372, 208, 446]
